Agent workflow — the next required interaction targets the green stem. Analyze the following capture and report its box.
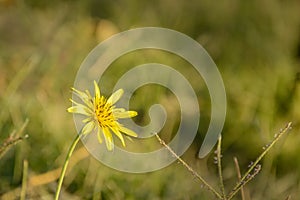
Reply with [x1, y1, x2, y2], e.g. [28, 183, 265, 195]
[55, 134, 81, 200]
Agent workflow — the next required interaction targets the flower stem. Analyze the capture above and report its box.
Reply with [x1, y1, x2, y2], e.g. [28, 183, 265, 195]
[55, 134, 81, 200]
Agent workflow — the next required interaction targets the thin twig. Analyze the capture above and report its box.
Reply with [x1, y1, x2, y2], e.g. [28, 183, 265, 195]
[233, 157, 245, 200]
[217, 136, 226, 199]
[0, 135, 29, 160]
[0, 135, 28, 157]
[155, 134, 223, 199]
[227, 122, 292, 199]
[228, 165, 261, 200]
[0, 119, 29, 159]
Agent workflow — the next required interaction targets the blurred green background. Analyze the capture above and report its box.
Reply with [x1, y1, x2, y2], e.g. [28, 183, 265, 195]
[1, 0, 300, 199]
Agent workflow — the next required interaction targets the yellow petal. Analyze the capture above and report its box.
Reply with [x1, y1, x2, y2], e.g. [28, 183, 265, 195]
[103, 127, 114, 151]
[125, 135, 133, 142]
[114, 110, 138, 119]
[71, 87, 93, 108]
[82, 121, 95, 135]
[70, 99, 91, 110]
[82, 117, 93, 123]
[85, 89, 93, 99]
[109, 126, 125, 146]
[97, 128, 103, 144]
[69, 98, 80, 106]
[67, 105, 92, 116]
[93, 80, 101, 99]
[119, 126, 137, 137]
[107, 89, 123, 105]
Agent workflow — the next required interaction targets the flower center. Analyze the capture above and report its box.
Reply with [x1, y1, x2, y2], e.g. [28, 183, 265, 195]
[94, 97, 115, 128]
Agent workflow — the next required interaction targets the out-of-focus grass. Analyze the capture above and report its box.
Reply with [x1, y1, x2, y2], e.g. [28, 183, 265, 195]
[0, 1, 300, 199]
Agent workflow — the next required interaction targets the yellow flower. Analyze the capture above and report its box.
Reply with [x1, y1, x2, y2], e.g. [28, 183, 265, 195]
[67, 81, 138, 150]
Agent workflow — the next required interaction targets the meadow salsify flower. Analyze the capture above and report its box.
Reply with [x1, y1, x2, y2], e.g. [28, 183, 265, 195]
[67, 81, 138, 150]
